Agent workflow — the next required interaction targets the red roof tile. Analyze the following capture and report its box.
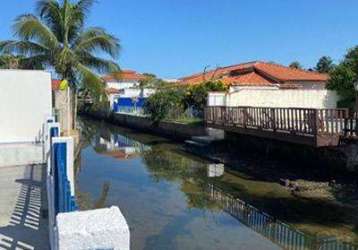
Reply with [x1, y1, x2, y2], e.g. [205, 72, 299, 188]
[103, 70, 145, 82]
[105, 88, 121, 94]
[52, 79, 61, 90]
[222, 71, 274, 86]
[180, 61, 328, 87]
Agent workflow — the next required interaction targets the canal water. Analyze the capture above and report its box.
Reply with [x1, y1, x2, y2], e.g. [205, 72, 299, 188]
[76, 118, 358, 250]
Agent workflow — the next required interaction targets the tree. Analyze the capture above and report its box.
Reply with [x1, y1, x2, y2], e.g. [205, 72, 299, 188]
[326, 46, 358, 108]
[315, 56, 335, 73]
[289, 61, 303, 69]
[0, 54, 43, 69]
[185, 80, 227, 112]
[0, 0, 120, 104]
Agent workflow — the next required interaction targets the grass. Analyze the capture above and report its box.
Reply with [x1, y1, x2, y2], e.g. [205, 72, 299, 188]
[165, 116, 204, 126]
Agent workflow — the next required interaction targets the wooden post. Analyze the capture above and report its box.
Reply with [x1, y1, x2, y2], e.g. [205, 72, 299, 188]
[312, 109, 318, 136]
[270, 108, 276, 132]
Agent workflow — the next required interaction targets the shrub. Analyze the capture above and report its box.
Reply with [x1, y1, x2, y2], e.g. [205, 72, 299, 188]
[184, 80, 227, 112]
[144, 88, 185, 122]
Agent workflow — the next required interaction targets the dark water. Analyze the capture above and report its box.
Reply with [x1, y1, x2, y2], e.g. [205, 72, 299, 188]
[75, 118, 358, 250]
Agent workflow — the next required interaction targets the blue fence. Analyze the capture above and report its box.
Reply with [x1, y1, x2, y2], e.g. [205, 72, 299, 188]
[113, 97, 146, 113]
[48, 123, 77, 216]
[53, 142, 77, 214]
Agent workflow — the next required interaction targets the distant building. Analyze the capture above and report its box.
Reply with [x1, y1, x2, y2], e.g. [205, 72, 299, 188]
[180, 61, 338, 109]
[102, 70, 155, 113]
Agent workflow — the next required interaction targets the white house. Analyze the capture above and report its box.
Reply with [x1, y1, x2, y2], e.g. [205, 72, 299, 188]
[102, 70, 156, 112]
[180, 61, 339, 109]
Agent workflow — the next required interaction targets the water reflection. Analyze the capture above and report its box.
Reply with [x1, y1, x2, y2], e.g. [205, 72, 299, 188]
[75, 118, 357, 250]
[93, 128, 150, 160]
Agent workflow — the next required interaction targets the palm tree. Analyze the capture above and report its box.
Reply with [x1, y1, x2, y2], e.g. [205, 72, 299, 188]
[0, 0, 120, 110]
[0, 54, 43, 69]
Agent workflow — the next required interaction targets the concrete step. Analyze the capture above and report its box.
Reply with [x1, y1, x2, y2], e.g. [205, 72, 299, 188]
[0, 143, 44, 167]
[185, 140, 207, 147]
[206, 128, 225, 139]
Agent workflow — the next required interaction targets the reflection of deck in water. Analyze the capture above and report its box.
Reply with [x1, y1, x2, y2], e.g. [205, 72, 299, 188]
[208, 184, 358, 250]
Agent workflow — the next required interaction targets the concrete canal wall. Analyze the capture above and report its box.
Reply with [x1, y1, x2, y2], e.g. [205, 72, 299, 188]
[84, 111, 208, 140]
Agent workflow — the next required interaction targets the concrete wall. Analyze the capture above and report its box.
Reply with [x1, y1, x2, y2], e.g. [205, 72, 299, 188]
[0, 70, 52, 143]
[106, 80, 138, 89]
[82, 111, 207, 141]
[53, 88, 73, 135]
[208, 88, 339, 109]
[111, 113, 207, 140]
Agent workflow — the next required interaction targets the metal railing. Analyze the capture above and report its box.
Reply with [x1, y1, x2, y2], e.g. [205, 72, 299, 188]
[208, 184, 358, 250]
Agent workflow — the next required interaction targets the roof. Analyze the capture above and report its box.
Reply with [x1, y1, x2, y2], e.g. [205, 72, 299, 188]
[180, 61, 329, 87]
[103, 70, 145, 82]
[52, 79, 61, 90]
[105, 88, 121, 94]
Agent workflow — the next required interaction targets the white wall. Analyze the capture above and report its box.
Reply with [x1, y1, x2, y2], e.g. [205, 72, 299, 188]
[106, 80, 138, 89]
[208, 88, 339, 109]
[207, 92, 226, 106]
[122, 88, 155, 98]
[0, 70, 52, 143]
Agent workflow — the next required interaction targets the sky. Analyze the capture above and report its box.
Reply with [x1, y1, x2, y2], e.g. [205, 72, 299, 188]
[1, 0, 358, 79]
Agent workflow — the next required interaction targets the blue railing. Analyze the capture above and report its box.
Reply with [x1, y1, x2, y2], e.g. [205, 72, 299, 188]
[48, 121, 77, 216]
[46, 117, 78, 249]
[53, 142, 77, 214]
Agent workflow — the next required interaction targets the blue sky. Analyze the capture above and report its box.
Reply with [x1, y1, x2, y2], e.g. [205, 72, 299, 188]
[1, 0, 358, 79]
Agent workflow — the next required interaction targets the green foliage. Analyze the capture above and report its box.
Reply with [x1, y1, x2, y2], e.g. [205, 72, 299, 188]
[327, 46, 358, 108]
[144, 80, 227, 122]
[0, 54, 43, 69]
[289, 61, 303, 69]
[315, 56, 335, 73]
[185, 80, 228, 111]
[0, 0, 120, 103]
[327, 62, 356, 108]
[144, 87, 186, 122]
[139, 73, 170, 90]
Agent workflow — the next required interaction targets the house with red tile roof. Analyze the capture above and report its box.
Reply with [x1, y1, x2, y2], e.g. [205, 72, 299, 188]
[180, 61, 328, 90]
[180, 61, 338, 109]
[102, 70, 155, 113]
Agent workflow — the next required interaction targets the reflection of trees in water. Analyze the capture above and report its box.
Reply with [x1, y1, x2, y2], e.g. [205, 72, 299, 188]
[77, 182, 111, 210]
[142, 147, 221, 210]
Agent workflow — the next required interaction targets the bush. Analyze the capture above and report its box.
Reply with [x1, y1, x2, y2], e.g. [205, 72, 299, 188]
[144, 88, 185, 122]
[184, 80, 227, 112]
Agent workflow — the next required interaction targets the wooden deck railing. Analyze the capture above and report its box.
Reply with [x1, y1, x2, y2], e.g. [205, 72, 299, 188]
[204, 106, 350, 137]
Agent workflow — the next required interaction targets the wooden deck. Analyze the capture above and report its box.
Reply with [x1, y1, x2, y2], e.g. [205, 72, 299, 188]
[204, 106, 358, 147]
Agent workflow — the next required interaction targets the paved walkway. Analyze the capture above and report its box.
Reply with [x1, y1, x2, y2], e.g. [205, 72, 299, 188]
[0, 164, 49, 250]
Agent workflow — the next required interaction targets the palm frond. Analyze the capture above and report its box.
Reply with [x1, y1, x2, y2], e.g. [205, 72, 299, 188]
[13, 14, 58, 49]
[76, 62, 106, 101]
[20, 54, 48, 69]
[73, 27, 120, 59]
[36, 0, 63, 41]
[76, 50, 119, 73]
[0, 40, 48, 56]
